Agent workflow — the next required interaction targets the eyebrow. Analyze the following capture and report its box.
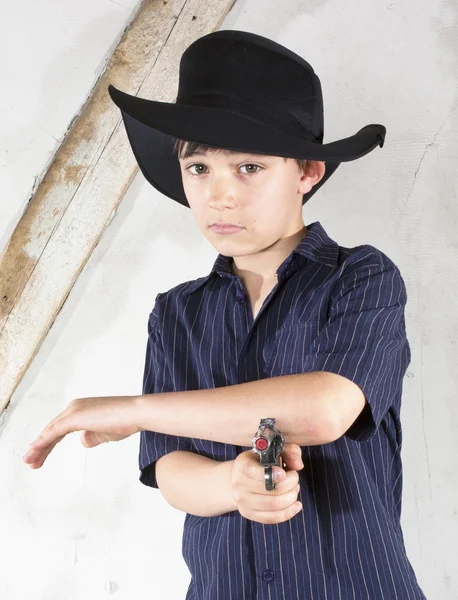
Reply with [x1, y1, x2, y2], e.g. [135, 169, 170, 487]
[180, 150, 270, 159]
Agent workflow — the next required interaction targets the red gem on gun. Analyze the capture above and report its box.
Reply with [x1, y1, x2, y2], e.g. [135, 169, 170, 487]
[255, 438, 268, 451]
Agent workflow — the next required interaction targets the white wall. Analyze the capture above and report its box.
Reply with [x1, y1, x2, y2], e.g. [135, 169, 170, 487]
[1, 0, 457, 598]
[0, 0, 142, 258]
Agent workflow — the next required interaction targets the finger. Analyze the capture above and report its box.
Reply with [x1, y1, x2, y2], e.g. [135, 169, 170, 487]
[256, 470, 299, 496]
[22, 434, 65, 469]
[252, 498, 302, 525]
[254, 481, 300, 508]
[281, 448, 304, 471]
[26, 401, 73, 447]
[28, 415, 75, 451]
[253, 464, 285, 484]
[23, 433, 63, 461]
[243, 450, 290, 483]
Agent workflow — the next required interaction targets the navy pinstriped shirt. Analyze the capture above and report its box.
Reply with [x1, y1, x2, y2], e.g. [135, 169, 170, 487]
[139, 220, 426, 600]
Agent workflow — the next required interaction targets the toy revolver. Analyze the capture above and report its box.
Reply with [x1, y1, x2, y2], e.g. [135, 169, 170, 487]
[251, 417, 285, 491]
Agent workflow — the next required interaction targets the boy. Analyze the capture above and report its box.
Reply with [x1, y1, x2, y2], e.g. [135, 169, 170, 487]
[23, 30, 427, 599]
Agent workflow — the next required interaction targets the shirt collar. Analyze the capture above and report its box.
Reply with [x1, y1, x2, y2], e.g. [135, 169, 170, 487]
[184, 221, 339, 295]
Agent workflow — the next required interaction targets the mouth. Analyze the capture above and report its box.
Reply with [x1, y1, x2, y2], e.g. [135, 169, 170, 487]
[209, 223, 244, 234]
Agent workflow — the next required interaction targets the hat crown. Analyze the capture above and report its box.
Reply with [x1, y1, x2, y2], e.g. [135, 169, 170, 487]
[175, 30, 324, 143]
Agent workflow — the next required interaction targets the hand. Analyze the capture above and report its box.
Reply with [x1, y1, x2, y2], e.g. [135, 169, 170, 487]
[231, 442, 304, 524]
[22, 395, 142, 469]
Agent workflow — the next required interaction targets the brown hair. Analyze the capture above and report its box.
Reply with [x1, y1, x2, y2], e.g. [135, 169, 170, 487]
[172, 137, 308, 174]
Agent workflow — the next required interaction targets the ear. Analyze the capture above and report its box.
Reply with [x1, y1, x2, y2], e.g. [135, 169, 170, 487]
[307, 160, 326, 183]
[298, 160, 326, 194]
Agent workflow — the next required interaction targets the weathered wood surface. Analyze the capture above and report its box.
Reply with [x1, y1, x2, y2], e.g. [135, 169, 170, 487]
[0, 0, 237, 411]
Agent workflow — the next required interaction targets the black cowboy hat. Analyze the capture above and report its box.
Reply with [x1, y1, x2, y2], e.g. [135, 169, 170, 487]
[108, 29, 386, 208]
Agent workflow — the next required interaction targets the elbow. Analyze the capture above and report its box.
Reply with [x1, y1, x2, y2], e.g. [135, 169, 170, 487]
[313, 373, 367, 445]
[318, 417, 343, 444]
[317, 398, 368, 445]
[305, 406, 344, 446]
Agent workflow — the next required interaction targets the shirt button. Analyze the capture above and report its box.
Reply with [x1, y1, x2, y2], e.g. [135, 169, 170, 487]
[262, 569, 274, 583]
[235, 291, 246, 303]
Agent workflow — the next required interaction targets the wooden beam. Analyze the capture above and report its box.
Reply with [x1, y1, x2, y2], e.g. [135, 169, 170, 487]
[0, 0, 238, 413]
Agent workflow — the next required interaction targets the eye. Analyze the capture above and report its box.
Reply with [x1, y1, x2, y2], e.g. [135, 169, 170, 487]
[240, 164, 262, 175]
[185, 163, 262, 176]
[186, 164, 208, 176]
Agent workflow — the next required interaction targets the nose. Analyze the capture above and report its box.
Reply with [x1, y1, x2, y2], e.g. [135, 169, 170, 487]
[211, 181, 235, 202]
[209, 177, 240, 207]
[210, 196, 237, 212]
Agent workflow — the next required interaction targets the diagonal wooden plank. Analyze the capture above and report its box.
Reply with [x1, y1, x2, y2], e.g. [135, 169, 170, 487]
[0, 0, 237, 412]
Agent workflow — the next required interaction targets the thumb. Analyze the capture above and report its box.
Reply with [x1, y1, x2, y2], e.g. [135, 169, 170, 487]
[281, 442, 304, 471]
[81, 430, 108, 448]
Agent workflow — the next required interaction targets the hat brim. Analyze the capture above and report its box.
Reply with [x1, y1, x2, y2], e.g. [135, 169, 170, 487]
[108, 84, 386, 207]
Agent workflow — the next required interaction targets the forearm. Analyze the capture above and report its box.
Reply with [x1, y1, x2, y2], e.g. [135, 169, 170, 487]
[156, 450, 238, 517]
[136, 372, 343, 447]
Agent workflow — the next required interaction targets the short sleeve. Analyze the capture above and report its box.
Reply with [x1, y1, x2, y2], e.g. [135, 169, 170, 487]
[138, 294, 194, 488]
[302, 253, 411, 442]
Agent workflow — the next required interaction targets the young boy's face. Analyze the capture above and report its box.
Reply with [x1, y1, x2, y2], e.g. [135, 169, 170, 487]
[178, 148, 325, 268]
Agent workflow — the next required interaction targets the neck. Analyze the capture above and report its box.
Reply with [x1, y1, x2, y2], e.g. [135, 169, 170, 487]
[231, 225, 308, 284]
